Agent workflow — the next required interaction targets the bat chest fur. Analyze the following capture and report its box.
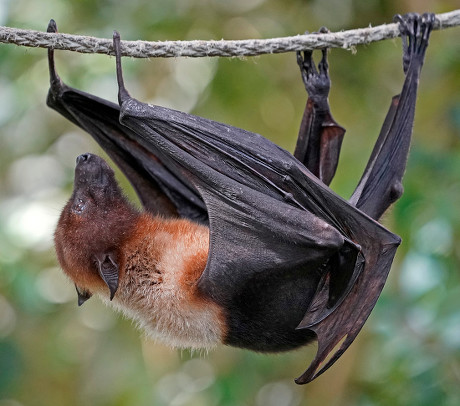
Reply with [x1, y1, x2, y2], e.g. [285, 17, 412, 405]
[105, 217, 225, 350]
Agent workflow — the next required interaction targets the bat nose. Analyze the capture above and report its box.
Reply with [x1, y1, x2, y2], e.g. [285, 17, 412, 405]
[76, 153, 91, 164]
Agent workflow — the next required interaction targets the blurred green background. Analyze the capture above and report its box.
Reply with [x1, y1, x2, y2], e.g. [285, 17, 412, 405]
[1, 0, 460, 405]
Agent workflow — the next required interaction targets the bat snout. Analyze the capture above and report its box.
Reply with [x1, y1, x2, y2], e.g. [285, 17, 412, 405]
[76, 153, 105, 167]
[74, 153, 115, 189]
[76, 153, 90, 164]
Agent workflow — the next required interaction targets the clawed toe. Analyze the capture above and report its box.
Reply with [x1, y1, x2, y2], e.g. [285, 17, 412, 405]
[394, 12, 435, 46]
[393, 12, 435, 73]
[297, 27, 331, 92]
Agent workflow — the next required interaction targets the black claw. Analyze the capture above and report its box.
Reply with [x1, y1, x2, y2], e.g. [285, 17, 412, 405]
[113, 30, 120, 42]
[296, 50, 309, 69]
[47, 19, 57, 33]
[296, 51, 303, 67]
[318, 49, 329, 75]
[46, 19, 61, 87]
[394, 12, 435, 74]
[316, 26, 330, 34]
[113, 30, 131, 104]
[297, 50, 315, 78]
[297, 27, 332, 102]
[421, 13, 436, 41]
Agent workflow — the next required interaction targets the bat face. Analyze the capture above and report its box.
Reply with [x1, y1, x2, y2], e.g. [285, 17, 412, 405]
[55, 153, 139, 303]
[58, 153, 222, 347]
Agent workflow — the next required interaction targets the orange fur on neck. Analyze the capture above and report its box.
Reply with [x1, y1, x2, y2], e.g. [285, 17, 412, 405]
[111, 214, 226, 349]
[56, 203, 226, 349]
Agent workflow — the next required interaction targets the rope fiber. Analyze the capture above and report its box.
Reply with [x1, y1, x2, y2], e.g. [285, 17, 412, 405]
[0, 10, 459, 58]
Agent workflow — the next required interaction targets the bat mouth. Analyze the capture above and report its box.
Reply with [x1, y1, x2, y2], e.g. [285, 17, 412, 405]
[74, 153, 115, 188]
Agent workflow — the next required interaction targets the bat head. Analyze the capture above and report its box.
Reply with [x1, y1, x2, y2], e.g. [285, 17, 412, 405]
[55, 153, 139, 304]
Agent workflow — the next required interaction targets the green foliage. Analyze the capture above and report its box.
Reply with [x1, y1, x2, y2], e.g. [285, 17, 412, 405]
[1, 0, 460, 405]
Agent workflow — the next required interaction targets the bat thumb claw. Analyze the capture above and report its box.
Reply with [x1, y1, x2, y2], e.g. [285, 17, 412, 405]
[47, 19, 57, 33]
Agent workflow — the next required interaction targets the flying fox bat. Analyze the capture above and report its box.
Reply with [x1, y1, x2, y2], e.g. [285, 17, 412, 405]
[49, 13, 435, 384]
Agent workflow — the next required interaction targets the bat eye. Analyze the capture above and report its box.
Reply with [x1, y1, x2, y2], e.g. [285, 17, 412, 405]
[72, 198, 87, 214]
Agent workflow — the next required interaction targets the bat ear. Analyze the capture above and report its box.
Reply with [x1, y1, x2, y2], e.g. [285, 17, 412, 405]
[94, 253, 119, 300]
[75, 284, 92, 306]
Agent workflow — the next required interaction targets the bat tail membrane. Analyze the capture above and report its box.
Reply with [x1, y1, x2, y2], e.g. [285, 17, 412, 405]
[295, 33, 346, 186]
[295, 237, 400, 384]
[349, 13, 435, 221]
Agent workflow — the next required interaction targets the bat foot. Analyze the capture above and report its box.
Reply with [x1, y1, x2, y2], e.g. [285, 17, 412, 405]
[296, 27, 331, 109]
[393, 12, 435, 73]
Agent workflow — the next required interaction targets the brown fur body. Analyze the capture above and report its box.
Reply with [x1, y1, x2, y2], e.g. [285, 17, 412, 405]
[110, 215, 225, 349]
[55, 154, 225, 349]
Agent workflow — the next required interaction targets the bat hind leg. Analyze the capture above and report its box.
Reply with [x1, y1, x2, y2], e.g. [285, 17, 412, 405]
[296, 31, 330, 112]
[349, 13, 435, 220]
[295, 31, 345, 186]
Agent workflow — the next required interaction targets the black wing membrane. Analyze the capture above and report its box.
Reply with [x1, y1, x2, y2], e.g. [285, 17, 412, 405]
[46, 20, 207, 223]
[113, 32, 401, 383]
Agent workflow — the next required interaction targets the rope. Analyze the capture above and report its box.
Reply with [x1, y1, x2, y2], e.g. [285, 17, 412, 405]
[0, 10, 459, 58]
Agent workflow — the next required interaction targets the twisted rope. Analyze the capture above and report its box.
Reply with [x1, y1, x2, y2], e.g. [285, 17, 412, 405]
[0, 10, 459, 58]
